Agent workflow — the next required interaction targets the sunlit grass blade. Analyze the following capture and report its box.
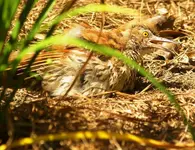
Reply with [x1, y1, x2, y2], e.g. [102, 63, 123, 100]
[40, 4, 141, 32]
[23, 0, 77, 74]
[0, 131, 194, 150]
[24, 0, 56, 45]
[12, 0, 56, 72]
[46, 0, 78, 37]
[0, 0, 20, 51]
[0, 0, 57, 107]
[9, 0, 38, 44]
[0, 0, 77, 107]
[0, 0, 37, 71]
[0, 0, 20, 105]
[16, 0, 56, 74]
[10, 0, 56, 86]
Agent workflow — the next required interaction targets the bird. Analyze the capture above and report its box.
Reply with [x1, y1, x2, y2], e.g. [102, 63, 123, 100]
[4, 22, 178, 97]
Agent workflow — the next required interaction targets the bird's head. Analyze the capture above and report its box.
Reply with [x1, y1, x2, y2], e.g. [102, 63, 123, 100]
[122, 25, 178, 55]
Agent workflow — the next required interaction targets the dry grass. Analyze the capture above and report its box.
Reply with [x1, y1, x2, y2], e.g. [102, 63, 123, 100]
[1, 0, 195, 149]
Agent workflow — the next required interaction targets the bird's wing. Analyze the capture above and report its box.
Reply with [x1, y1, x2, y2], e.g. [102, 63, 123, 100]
[8, 48, 113, 96]
[8, 48, 88, 75]
[77, 55, 112, 96]
[37, 49, 112, 96]
[37, 49, 90, 96]
[50, 23, 126, 51]
[81, 29, 126, 50]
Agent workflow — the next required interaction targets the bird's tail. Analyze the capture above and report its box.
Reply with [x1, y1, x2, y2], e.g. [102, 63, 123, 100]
[0, 48, 68, 88]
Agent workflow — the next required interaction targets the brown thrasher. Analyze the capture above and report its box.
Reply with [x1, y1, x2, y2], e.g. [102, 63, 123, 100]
[6, 21, 176, 96]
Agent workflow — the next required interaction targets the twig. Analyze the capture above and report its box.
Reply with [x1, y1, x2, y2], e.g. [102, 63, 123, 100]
[64, 1, 106, 96]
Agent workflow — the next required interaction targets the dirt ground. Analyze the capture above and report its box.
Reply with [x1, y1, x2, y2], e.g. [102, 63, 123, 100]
[1, 0, 195, 149]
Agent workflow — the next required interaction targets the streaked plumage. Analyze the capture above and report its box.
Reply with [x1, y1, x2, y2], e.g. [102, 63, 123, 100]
[6, 24, 176, 96]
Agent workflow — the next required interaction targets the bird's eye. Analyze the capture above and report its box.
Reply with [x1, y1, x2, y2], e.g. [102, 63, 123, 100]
[142, 31, 149, 37]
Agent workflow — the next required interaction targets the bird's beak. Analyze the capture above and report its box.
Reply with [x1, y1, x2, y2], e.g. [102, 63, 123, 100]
[148, 35, 179, 52]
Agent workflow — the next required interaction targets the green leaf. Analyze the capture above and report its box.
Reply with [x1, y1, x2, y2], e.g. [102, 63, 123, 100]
[0, 0, 20, 50]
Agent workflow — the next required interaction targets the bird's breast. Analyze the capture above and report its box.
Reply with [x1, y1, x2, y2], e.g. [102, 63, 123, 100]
[108, 62, 137, 92]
